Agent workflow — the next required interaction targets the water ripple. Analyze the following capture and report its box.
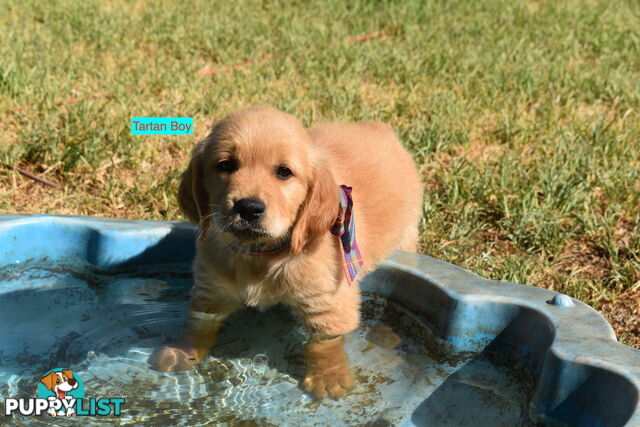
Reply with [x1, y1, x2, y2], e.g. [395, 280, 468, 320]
[0, 262, 534, 425]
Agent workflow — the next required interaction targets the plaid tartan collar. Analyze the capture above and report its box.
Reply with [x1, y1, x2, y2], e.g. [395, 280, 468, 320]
[331, 185, 364, 285]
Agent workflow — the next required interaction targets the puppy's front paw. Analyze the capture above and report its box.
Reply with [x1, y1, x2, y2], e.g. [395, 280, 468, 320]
[149, 344, 204, 372]
[303, 335, 354, 399]
[303, 362, 353, 399]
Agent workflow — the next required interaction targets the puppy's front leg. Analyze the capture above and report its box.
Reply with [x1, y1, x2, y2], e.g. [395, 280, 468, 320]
[150, 310, 233, 372]
[303, 334, 353, 399]
[297, 285, 360, 399]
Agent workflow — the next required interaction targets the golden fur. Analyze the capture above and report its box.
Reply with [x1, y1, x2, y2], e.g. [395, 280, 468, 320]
[151, 106, 422, 398]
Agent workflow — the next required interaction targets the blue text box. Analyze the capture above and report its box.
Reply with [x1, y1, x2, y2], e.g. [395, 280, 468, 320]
[131, 117, 193, 135]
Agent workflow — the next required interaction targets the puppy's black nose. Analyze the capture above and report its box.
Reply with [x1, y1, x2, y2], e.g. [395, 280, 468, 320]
[68, 379, 76, 386]
[233, 198, 265, 221]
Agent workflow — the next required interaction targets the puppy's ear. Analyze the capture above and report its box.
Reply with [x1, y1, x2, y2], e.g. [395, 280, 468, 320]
[40, 373, 57, 391]
[62, 369, 73, 380]
[178, 141, 212, 246]
[291, 162, 339, 254]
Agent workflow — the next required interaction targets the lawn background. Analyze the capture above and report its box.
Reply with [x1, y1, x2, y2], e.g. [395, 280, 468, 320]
[0, 0, 638, 347]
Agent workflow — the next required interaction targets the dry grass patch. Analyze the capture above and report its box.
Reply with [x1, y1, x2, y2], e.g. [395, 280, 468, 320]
[599, 289, 640, 348]
[557, 240, 612, 282]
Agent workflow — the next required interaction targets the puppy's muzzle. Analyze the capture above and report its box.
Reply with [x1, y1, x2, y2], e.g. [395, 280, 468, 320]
[233, 198, 266, 221]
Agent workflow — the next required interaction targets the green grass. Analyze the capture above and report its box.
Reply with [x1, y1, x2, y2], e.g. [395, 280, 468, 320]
[1, 0, 638, 344]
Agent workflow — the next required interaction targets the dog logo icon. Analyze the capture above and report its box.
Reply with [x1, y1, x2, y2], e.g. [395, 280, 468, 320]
[37, 369, 85, 417]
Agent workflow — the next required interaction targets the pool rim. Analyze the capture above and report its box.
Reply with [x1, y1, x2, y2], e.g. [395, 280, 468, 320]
[0, 213, 638, 425]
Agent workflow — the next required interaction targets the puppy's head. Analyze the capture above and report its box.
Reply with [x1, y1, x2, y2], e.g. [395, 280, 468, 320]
[180, 106, 338, 253]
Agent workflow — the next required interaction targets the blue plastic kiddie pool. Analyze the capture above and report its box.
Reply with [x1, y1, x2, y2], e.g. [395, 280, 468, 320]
[0, 215, 638, 425]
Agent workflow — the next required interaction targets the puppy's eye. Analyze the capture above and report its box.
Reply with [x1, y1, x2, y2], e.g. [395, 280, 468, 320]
[276, 166, 293, 180]
[56, 379, 61, 383]
[217, 159, 237, 173]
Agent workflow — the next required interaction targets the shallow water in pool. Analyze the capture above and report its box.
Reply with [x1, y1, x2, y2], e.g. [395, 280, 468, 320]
[0, 261, 537, 425]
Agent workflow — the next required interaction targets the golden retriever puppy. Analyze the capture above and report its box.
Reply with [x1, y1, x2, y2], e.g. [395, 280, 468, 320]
[151, 106, 422, 399]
